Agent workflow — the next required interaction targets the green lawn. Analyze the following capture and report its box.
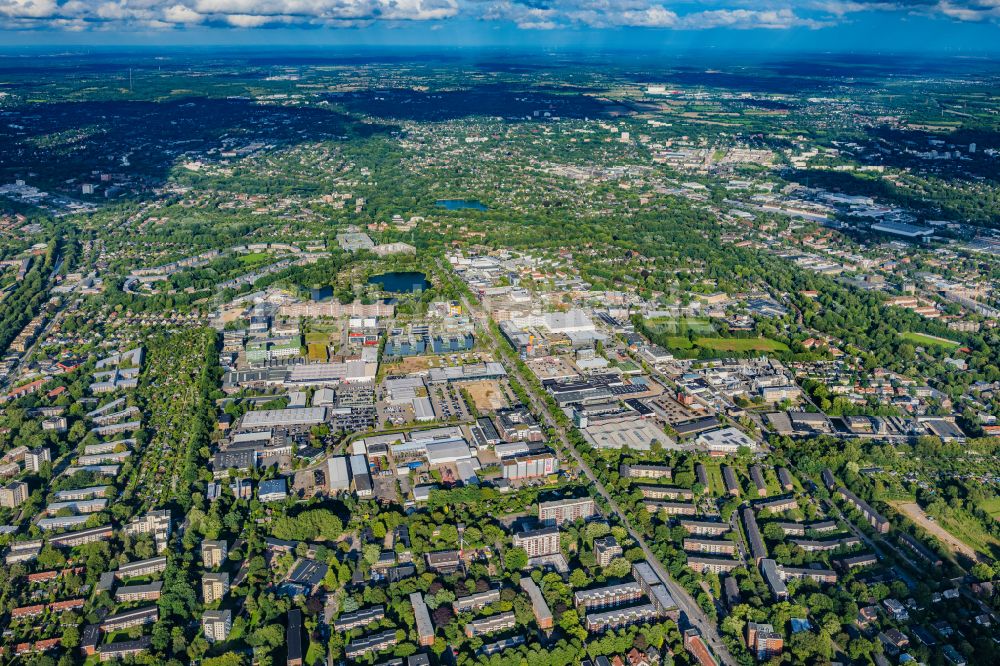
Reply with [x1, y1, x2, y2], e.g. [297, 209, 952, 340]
[981, 497, 1000, 522]
[304, 332, 330, 345]
[695, 337, 790, 352]
[666, 336, 694, 349]
[646, 316, 716, 335]
[900, 331, 960, 349]
[238, 252, 271, 265]
[702, 460, 727, 497]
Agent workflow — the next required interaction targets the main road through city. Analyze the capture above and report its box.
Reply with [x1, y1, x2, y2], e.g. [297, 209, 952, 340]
[449, 274, 736, 665]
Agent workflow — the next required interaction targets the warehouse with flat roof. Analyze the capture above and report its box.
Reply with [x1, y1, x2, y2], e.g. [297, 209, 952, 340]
[240, 407, 326, 428]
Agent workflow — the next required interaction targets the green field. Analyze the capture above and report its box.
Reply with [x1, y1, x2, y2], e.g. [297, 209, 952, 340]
[238, 251, 271, 265]
[900, 331, 960, 349]
[304, 332, 331, 345]
[695, 337, 789, 352]
[646, 316, 716, 336]
[981, 498, 1000, 522]
[666, 336, 694, 349]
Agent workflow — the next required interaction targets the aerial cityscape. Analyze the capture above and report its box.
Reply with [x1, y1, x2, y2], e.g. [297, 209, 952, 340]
[0, 4, 999, 666]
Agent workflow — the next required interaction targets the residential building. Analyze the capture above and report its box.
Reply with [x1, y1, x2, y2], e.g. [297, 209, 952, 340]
[202, 540, 228, 569]
[345, 630, 399, 659]
[202, 572, 230, 604]
[115, 581, 163, 602]
[24, 447, 50, 472]
[465, 612, 516, 637]
[837, 487, 890, 533]
[747, 622, 783, 661]
[519, 577, 553, 629]
[538, 497, 595, 525]
[0, 480, 28, 508]
[98, 637, 152, 662]
[335, 606, 385, 632]
[410, 593, 435, 647]
[512, 526, 561, 557]
[594, 535, 623, 567]
[203, 609, 232, 643]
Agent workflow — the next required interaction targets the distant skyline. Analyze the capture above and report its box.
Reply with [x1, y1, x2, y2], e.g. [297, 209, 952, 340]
[0, 1, 998, 53]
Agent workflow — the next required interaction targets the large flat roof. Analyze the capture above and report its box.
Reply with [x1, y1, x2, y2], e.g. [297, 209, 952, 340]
[240, 407, 325, 428]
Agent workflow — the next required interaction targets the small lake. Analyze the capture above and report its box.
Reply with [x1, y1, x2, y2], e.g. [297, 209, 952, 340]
[436, 199, 487, 211]
[310, 285, 333, 301]
[367, 271, 429, 293]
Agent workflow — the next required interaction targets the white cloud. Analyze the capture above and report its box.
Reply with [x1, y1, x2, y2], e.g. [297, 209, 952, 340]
[1, 0, 999, 31]
[163, 4, 203, 23]
[0, 0, 59, 18]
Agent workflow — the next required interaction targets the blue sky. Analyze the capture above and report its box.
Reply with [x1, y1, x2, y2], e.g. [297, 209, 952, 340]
[0, 1, 998, 52]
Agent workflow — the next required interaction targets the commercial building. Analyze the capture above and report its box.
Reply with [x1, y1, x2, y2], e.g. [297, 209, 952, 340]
[350, 455, 373, 497]
[697, 428, 757, 455]
[258, 478, 288, 502]
[327, 456, 350, 492]
[501, 449, 558, 480]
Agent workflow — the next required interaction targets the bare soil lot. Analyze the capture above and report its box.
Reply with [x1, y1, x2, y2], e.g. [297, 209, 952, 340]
[892, 501, 979, 561]
[464, 380, 508, 412]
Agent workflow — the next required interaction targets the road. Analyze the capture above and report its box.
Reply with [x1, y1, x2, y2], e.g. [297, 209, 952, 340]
[450, 276, 735, 664]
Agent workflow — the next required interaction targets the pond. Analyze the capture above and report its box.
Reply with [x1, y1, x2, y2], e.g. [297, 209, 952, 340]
[436, 199, 487, 211]
[367, 271, 429, 293]
[310, 285, 333, 301]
